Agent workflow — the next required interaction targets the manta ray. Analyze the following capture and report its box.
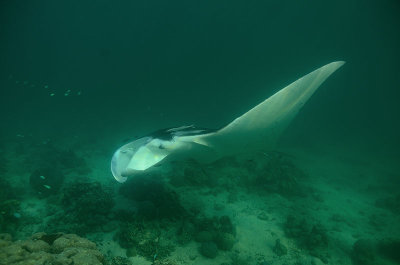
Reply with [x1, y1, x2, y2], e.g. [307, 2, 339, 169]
[111, 61, 345, 183]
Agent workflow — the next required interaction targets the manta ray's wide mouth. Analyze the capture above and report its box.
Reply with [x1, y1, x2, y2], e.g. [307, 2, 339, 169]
[111, 149, 128, 183]
[111, 136, 173, 183]
[110, 136, 152, 183]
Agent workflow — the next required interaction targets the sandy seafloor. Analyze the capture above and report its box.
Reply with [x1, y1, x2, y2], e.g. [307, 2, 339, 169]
[0, 132, 399, 265]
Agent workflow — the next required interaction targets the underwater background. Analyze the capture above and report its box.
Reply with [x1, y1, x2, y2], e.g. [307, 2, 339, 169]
[0, 1, 399, 265]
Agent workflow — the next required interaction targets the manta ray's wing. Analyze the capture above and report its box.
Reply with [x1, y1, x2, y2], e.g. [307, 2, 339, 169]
[185, 61, 345, 159]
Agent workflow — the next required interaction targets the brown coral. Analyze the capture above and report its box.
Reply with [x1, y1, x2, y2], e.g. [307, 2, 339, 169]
[0, 232, 104, 265]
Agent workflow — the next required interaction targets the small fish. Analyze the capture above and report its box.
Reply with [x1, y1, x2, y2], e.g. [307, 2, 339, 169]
[13, 212, 21, 219]
[43, 185, 51, 189]
[40, 175, 45, 180]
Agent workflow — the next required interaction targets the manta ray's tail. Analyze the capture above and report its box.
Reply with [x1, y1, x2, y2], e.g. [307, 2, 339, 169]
[196, 61, 345, 157]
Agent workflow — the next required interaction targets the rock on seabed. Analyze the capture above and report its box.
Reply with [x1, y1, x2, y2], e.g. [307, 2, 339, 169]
[0, 232, 104, 265]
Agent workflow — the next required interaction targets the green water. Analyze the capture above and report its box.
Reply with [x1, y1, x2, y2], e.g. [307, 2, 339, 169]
[0, 1, 399, 265]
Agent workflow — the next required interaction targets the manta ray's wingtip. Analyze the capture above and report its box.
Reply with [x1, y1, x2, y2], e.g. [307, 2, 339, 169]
[329, 60, 346, 68]
[317, 61, 345, 77]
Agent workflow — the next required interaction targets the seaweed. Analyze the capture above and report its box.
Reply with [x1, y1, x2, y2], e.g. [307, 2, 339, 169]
[119, 175, 186, 220]
[254, 152, 307, 197]
[117, 220, 175, 261]
[272, 239, 287, 257]
[0, 177, 20, 233]
[0, 151, 7, 175]
[351, 237, 400, 265]
[193, 215, 237, 256]
[62, 182, 114, 221]
[110, 256, 132, 265]
[0, 199, 21, 232]
[176, 220, 196, 245]
[284, 214, 329, 263]
[375, 194, 400, 214]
